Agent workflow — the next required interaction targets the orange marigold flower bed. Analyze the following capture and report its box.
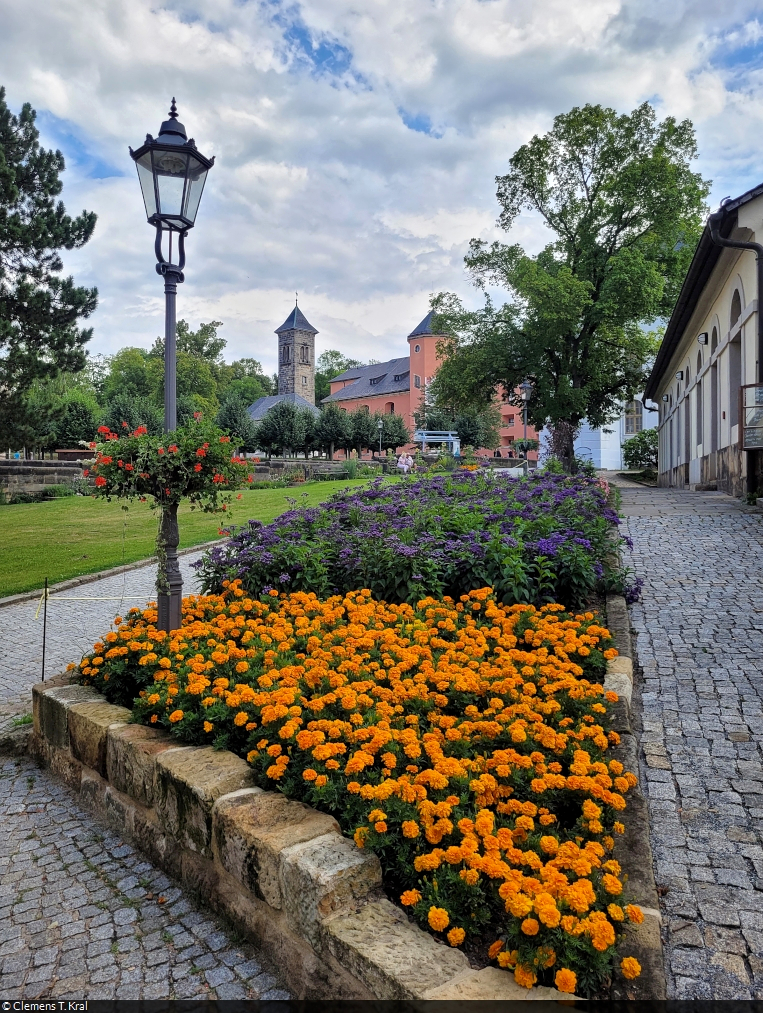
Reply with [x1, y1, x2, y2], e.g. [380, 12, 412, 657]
[76, 581, 643, 995]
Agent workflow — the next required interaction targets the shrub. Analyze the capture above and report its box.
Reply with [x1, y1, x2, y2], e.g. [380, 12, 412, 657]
[195, 472, 623, 611]
[622, 429, 658, 471]
[76, 583, 642, 995]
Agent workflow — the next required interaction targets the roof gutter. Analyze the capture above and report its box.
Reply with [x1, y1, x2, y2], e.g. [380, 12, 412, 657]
[708, 206, 763, 384]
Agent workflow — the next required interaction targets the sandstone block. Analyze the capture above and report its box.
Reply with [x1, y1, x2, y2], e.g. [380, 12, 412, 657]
[423, 966, 570, 1000]
[213, 790, 339, 908]
[322, 898, 469, 999]
[607, 655, 634, 681]
[32, 683, 100, 748]
[605, 671, 633, 707]
[67, 701, 131, 776]
[281, 832, 382, 945]
[107, 724, 177, 806]
[155, 747, 255, 856]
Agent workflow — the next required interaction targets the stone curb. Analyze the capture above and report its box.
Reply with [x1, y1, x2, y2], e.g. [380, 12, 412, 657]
[0, 539, 221, 610]
[28, 677, 570, 1001]
[604, 525, 667, 1001]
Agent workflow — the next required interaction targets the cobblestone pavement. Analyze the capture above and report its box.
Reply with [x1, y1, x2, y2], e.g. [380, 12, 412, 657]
[0, 554, 204, 730]
[622, 485, 763, 999]
[0, 555, 291, 1000]
[0, 756, 290, 1000]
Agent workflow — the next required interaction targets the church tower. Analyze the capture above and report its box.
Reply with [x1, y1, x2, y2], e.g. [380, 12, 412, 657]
[275, 302, 318, 404]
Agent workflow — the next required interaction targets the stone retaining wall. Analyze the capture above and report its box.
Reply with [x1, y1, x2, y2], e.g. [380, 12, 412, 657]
[0, 459, 84, 496]
[28, 677, 568, 1001]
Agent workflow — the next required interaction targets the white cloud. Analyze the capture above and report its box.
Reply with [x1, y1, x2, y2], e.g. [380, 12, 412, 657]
[2, 0, 763, 376]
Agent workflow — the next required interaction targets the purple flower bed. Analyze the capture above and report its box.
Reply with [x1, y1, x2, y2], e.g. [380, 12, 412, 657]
[195, 472, 623, 609]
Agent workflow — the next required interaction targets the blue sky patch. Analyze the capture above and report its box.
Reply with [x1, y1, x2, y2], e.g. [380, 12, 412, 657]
[399, 109, 440, 137]
[36, 110, 124, 179]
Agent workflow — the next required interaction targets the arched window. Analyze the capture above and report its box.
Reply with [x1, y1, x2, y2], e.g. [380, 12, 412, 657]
[711, 326, 718, 352]
[384, 401, 394, 413]
[697, 351, 702, 374]
[731, 290, 742, 328]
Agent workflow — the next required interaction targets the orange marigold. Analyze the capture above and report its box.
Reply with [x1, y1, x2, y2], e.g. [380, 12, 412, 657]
[169, 710, 183, 723]
[400, 890, 421, 906]
[428, 906, 449, 932]
[513, 965, 537, 989]
[447, 927, 465, 947]
[621, 957, 642, 979]
[555, 968, 577, 993]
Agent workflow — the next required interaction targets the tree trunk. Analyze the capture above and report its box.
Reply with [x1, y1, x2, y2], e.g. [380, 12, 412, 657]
[329, 442, 334, 461]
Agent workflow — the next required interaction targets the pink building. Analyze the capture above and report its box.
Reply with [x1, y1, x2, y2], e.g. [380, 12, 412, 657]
[323, 311, 538, 458]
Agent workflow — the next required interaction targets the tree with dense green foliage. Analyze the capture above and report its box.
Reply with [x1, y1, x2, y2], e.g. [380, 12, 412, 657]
[255, 401, 310, 457]
[53, 393, 100, 448]
[315, 350, 363, 405]
[314, 402, 351, 459]
[99, 394, 163, 437]
[622, 426, 658, 470]
[377, 411, 410, 454]
[348, 406, 378, 458]
[216, 395, 259, 452]
[430, 102, 710, 471]
[0, 86, 98, 446]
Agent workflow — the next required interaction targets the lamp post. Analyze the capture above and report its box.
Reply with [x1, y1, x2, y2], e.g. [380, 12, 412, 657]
[130, 99, 214, 632]
[377, 417, 384, 458]
[519, 380, 533, 460]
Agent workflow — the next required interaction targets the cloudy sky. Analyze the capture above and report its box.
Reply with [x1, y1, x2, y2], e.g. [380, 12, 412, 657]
[3, 0, 763, 373]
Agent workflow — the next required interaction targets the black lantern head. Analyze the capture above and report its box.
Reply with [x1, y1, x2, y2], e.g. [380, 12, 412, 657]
[130, 99, 214, 232]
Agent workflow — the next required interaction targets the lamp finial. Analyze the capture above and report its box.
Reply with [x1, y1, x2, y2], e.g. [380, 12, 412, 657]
[169, 98, 178, 120]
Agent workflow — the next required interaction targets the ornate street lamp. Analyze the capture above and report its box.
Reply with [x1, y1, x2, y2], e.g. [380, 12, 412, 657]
[519, 380, 533, 456]
[377, 417, 384, 458]
[129, 99, 214, 632]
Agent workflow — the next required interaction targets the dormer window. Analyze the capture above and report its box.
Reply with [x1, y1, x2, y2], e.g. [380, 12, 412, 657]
[369, 375, 386, 386]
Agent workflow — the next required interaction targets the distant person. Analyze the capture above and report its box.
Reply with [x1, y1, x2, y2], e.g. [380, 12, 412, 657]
[494, 449, 502, 458]
[397, 453, 411, 475]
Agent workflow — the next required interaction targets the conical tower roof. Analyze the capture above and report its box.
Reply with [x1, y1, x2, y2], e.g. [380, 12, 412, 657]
[408, 310, 438, 338]
[275, 304, 318, 334]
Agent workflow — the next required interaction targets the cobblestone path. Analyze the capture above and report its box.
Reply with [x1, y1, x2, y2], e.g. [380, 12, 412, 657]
[0, 555, 290, 1000]
[622, 485, 763, 999]
[0, 756, 290, 1000]
[0, 554, 204, 731]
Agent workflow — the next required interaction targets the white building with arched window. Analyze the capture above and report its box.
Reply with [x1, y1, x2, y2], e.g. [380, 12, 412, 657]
[644, 184, 763, 497]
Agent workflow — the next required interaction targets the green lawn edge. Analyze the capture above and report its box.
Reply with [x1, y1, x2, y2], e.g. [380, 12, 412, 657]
[0, 478, 383, 598]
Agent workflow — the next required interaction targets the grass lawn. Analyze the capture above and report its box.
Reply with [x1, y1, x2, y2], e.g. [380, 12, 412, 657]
[0, 479, 380, 598]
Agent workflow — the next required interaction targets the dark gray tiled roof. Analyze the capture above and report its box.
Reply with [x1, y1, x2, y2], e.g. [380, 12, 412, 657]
[247, 393, 320, 421]
[408, 310, 436, 338]
[275, 305, 318, 334]
[322, 356, 411, 403]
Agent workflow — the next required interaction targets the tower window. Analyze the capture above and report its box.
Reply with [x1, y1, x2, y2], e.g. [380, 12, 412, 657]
[414, 375, 421, 388]
[302, 375, 307, 384]
[300, 345, 309, 363]
[282, 345, 290, 363]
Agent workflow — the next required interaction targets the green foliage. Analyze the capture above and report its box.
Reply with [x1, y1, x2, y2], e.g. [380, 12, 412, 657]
[0, 86, 98, 447]
[103, 347, 159, 402]
[99, 394, 163, 436]
[215, 395, 259, 452]
[89, 417, 251, 510]
[414, 403, 499, 450]
[53, 394, 99, 448]
[378, 411, 409, 453]
[622, 427, 658, 470]
[430, 101, 710, 470]
[349, 406, 378, 457]
[255, 401, 314, 457]
[315, 350, 364, 407]
[315, 402, 351, 459]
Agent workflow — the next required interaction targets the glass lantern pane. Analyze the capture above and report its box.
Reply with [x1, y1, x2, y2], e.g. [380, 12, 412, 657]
[182, 159, 208, 225]
[135, 151, 157, 219]
[152, 148, 189, 219]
